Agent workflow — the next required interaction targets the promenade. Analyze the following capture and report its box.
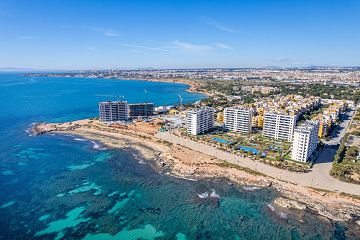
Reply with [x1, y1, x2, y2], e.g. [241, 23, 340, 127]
[155, 129, 360, 196]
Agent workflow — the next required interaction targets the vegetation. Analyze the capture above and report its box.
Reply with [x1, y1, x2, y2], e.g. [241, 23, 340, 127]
[278, 83, 360, 103]
[331, 128, 360, 184]
[198, 79, 360, 104]
[330, 163, 360, 184]
[182, 130, 309, 172]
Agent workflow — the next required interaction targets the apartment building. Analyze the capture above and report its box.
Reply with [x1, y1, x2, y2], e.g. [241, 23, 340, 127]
[224, 107, 253, 133]
[216, 111, 224, 123]
[186, 107, 215, 135]
[129, 103, 154, 118]
[99, 101, 129, 122]
[262, 113, 296, 142]
[291, 121, 319, 162]
[240, 85, 279, 95]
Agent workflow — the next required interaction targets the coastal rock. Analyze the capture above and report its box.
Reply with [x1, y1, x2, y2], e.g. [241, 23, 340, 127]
[312, 204, 353, 222]
[274, 197, 307, 210]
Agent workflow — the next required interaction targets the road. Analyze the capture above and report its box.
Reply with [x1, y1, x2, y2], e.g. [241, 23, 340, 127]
[155, 108, 360, 195]
[311, 107, 356, 190]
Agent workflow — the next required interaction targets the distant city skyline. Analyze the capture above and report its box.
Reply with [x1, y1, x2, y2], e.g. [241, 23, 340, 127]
[0, 0, 360, 70]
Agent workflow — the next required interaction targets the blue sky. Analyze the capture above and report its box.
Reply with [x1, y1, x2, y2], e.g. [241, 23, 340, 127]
[0, 0, 359, 69]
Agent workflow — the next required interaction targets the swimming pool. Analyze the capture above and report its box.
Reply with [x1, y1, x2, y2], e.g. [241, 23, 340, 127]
[238, 146, 259, 155]
[212, 137, 233, 145]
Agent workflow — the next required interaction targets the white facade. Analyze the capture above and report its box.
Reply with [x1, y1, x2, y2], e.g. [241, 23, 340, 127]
[263, 113, 296, 142]
[99, 101, 129, 122]
[186, 107, 215, 135]
[291, 121, 319, 162]
[224, 107, 253, 133]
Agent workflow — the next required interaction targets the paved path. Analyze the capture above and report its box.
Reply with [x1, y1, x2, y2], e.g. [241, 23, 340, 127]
[156, 111, 360, 195]
[310, 108, 356, 192]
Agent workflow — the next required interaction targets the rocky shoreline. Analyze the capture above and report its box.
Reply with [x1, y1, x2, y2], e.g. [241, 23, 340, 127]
[30, 120, 360, 226]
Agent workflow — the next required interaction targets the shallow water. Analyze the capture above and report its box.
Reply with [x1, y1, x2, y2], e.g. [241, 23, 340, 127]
[0, 73, 359, 239]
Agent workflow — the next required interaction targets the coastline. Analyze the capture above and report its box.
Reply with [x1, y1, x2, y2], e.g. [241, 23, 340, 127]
[28, 74, 211, 97]
[93, 76, 212, 97]
[112, 77, 207, 95]
[31, 119, 360, 224]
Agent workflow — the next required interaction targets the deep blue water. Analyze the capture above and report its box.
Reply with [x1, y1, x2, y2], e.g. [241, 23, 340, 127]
[0, 73, 359, 240]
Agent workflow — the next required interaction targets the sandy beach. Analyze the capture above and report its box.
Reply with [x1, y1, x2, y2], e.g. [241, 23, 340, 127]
[31, 119, 360, 224]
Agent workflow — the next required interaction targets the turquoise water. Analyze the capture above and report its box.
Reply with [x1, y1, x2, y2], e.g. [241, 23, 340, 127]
[0, 73, 359, 239]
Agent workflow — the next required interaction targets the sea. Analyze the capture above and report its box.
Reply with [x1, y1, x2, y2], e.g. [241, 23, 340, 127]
[0, 73, 359, 240]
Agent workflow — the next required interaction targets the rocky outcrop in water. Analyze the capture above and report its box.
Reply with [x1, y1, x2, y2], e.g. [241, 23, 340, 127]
[30, 122, 81, 135]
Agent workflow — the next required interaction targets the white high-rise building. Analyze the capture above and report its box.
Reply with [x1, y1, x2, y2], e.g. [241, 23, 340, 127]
[224, 107, 253, 133]
[99, 101, 129, 122]
[291, 121, 319, 162]
[186, 107, 215, 135]
[263, 112, 296, 142]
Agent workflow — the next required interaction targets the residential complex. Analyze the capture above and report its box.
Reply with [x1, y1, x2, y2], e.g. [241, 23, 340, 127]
[99, 101, 129, 122]
[129, 103, 154, 118]
[291, 121, 319, 162]
[238, 85, 279, 95]
[263, 113, 296, 142]
[254, 95, 321, 118]
[313, 100, 348, 138]
[186, 107, 215, 135]
[224, 107, 253, 133]
[32, 68, 360, 86]
[216, 111, 224, 123]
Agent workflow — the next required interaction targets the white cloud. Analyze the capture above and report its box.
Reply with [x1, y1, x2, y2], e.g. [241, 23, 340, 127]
[202, 17, 236, 33]
[169, 40, 233, 52]
[117, 43, 171, 52]
[60, 25, 120, 37]
[213, 43, 233, 50]
[102, 30, 120, 37]
[118, 40, 233, 54]
[170, 40, 213, 52]
[86, 47, 96, 51]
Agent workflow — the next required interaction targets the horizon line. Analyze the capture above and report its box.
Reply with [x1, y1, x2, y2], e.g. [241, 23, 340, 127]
[1, 65, 360, 72]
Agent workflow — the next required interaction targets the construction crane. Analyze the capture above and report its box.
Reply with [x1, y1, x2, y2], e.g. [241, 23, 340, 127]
[178, 93, 183, 110]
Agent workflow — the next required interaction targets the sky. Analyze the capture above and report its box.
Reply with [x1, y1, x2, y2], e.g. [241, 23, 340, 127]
[0, 0, 359, 70]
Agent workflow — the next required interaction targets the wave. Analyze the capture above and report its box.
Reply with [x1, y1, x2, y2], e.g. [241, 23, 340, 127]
[90, 141, 107, 150]
[196, 189, 220, 199]
[242, 186, 261, 191]
[171, 175, 198, 182]
[279, 212, 288, 219]
[267, 204, 275, 211]
[197, 191, 209, 199]
[209, 189, 220, 199]
[25, 128, 33, 137]
[132, 153, 140, 160]
[74, 138, 87, 142]
[70, 136, 108, 150]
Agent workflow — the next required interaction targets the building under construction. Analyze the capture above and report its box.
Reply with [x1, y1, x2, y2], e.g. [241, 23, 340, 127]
[129, 103, 154, 118]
